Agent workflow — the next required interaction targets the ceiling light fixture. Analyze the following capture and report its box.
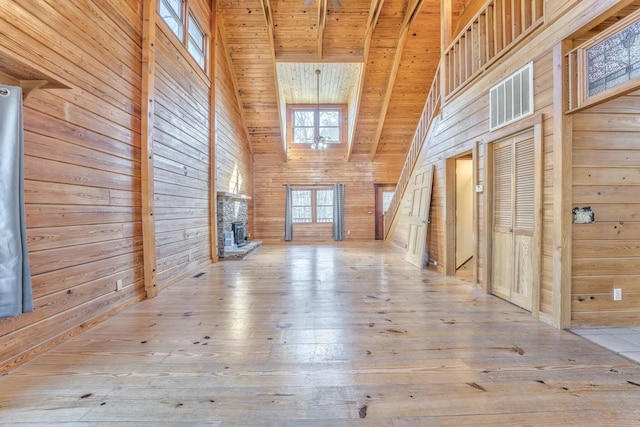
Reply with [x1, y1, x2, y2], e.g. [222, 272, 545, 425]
[311, 69, 329, 150]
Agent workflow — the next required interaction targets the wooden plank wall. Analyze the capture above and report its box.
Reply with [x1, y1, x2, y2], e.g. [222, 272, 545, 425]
[215, 26, 254, 233]
[0, 0, 145, 369]
[571, 90, 640, 327]
[0, 0, 246, 370]
[153, 12, 213, 288]
[252, 153, 404, 242]
[387, 0, 630, 326]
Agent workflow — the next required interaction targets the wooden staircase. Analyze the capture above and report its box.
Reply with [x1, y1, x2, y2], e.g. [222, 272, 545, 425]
[383, 65, 441, 239]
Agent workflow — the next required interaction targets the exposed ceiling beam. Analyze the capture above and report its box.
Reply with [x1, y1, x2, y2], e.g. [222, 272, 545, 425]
[317, 0, 328, 59]
[369, 0, 425, 161]
[346, 0, 385, 160]
[259, 0, 287, 160]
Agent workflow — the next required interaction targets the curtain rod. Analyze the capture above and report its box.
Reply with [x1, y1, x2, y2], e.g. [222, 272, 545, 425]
[282, 183, 338, 187]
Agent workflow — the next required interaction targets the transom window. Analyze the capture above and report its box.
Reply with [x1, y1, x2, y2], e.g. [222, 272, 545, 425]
[291, 188, 334, 223]
[291, 107, 342, 144]
[158, 0, 208, 71]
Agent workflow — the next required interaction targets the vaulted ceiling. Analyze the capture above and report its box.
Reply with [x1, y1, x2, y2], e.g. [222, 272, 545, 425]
[216, 0, 442, 161]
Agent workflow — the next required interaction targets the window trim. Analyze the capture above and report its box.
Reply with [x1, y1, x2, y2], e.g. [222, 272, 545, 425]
[567, 8, 640, 112]
[288, 104, 346, 146]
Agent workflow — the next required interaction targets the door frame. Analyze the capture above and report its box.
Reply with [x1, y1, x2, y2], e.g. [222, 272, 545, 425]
[483, 114, 543, 317]
[444, 148, 478, 285]
[374, 183, 396, 240]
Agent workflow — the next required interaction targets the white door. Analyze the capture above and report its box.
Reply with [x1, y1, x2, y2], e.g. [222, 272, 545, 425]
[405, 165, 434, 268]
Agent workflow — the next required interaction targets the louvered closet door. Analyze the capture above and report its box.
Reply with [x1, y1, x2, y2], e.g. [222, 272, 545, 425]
[491, 139, 514, 301]
[491, 130, 535, 311]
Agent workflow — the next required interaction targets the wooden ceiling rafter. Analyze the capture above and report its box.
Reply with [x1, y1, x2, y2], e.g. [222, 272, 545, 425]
[369, 0, 425, 161]
[346, 0, 385, 160]
[259, 0, 287, 159]
[317, 0, 328, 59]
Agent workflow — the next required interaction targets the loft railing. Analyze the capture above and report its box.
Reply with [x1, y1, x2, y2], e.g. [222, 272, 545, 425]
[383, 64, 440, 239]
[383, 0, 546, 240]
[444, 0, 544, 98]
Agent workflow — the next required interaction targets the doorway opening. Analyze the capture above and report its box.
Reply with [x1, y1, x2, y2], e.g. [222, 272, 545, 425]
[455, 156, 474, 275]
[374, 183, 396, 240]
[445, 152, 475, 281]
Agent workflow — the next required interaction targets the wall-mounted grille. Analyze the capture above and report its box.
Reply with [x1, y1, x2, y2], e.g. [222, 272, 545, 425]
[490, 62, 533, 131]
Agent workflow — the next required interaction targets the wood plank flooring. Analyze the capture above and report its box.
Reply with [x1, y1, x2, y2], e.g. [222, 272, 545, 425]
[2, 242, 640, 426]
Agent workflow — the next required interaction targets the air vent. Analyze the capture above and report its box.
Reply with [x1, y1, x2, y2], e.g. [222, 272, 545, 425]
[490, 62, 533, 131]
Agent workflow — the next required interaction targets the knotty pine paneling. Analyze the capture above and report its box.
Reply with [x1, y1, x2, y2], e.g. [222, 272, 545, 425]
[153, 23, 212, 289]
[215, 27, 253, 210]
[571, 92, 640, 327]
[252, 153, 403, 242]
[0, 0, 144, 369]
[389, 29, 559, 317]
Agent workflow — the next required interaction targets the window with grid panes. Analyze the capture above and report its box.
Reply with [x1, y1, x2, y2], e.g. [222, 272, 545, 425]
[187, 13, 205, 69]
[158, 0, 207, 71]
[159, 0, 183, 39]
[291, 189, 334, 223]
[291, 108, 341, 144]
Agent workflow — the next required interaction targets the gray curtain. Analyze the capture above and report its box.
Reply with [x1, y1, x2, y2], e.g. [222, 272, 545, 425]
[333, 183, 345, 241]
[0, 85, 33, 318]
[284, 184, 293, 241]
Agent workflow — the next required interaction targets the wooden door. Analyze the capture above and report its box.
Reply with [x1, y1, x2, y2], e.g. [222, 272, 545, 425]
[405, 165, 434, 268]
[491, 131, 535, 311]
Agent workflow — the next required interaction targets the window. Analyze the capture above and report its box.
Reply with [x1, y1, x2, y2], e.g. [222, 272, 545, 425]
[291, 188, 334, 224]
[382, 191, 394, 214]
[586, 19, 640, 98]
[159, 0, 183, 40]
[568, 9, 640, 111]
[187, 14, 205, 69]
[291, 107, 342, 144]
[158, 0, 208, 71]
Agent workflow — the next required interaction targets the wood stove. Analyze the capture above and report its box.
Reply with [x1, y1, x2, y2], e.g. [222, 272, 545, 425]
[231, 222, 248, 247]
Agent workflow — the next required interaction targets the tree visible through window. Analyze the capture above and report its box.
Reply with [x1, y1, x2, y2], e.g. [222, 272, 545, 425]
[292, 108, 341, 144]
[291, 188, 334, 223]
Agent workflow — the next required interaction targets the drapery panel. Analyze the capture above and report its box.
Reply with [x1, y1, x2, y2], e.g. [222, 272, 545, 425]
[0, 84, 33, 318]
[333, 183, 344, 241]
[284, 184, 293, 241]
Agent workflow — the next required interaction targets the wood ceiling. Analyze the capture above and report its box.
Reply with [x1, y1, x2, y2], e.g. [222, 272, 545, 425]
[216, 0, 442, 160]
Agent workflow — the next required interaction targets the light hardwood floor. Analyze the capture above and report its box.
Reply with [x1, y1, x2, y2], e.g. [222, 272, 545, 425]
[2, 242, 640, 426]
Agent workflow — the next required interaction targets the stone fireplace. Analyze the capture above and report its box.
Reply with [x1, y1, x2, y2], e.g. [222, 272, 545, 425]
[216, 192, 260, 259]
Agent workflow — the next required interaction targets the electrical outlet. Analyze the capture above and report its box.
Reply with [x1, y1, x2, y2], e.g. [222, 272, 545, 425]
[116, 279, 123, 291]
[613, 288, 622, 301]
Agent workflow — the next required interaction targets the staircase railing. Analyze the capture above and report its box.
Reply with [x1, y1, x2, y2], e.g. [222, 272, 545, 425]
[443, 0, 544, 99]
[383, 64, 440, 239]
